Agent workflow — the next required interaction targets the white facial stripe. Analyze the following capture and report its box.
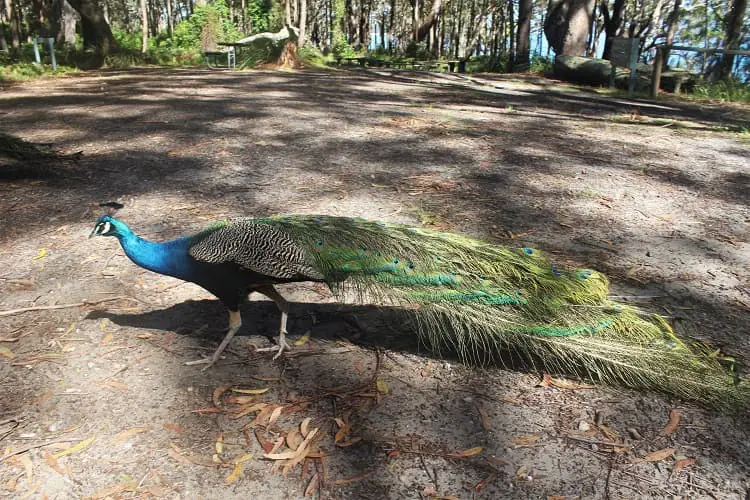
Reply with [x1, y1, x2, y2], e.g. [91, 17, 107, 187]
[100, 221, 111, 234]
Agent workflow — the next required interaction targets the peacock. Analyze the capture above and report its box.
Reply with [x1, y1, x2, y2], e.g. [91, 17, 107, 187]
[90, 213, 748, 409]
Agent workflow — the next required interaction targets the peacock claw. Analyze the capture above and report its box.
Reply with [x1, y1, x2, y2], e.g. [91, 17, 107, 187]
[185, 356, 222, 371]
[256, 333, 292, 360]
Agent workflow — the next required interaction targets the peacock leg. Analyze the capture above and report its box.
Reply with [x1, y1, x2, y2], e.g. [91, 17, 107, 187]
[185, 309, 242, 370]
[254, 285, 292, 360]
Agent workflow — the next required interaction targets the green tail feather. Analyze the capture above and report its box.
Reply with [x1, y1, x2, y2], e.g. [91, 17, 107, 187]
[251, 215, 747, 409]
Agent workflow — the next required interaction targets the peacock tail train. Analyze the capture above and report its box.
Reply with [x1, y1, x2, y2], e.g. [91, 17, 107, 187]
[200, 215, 747, 408]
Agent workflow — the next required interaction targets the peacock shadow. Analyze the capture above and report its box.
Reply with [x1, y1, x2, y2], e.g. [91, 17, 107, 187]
[85, 299, 430, 357]
[84, 299, 543, 372]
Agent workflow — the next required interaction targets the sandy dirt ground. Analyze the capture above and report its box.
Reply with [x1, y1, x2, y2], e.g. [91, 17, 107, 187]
[0, 67, 749, 499]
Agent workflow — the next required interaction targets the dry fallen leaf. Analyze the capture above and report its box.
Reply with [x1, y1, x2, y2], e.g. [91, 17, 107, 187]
[642, 447, 676, 462]
[100, 333, 114, 345]
[231, 403, 267, 420]
[215, 433, 224, 455]
[0, 347, 14, 359]
[98, 319, 108, 331]
[168, 442, 218, 467]
[213, 385, 232, 407]
[485, 456, 508, 467]
[33, 248, 47, 260]
[43, 451, 64, 475]
[268, 406, 283, 426]
[476, 405, 491, 432]
[233, 453, 253, 464]
[300, 418, 312, 438]
[453, 446, 484, 457]
[294, 331, 311, 346]
[111, 427, 148, 443]
[539, 373, 595, 390]
[661, 409, 680, 436]
[18, 454, 33, 483]
[163, 423, 184, 433]
[96, 380, 129, 391]
[287, 430, 303, 451]
[53, 436, 96, 459]
[512, 434, 540, 446]
[231, 387, 269, 395]
[673, 457, 696, 474]
[225, 462, 242, 484]
[305, 472, 320, 497]
[88, 480, 138, 499]
[376, 378, 389, 394]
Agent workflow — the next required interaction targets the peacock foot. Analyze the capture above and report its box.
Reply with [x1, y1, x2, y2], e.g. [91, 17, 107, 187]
[256, 332, 292, 360]
[185, 353, 224, 371]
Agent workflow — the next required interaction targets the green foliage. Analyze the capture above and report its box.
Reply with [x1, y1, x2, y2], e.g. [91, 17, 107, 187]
[691, 78, 750, 104]
[529, 55, 553, 74]
[332, 34, 358, 59]
[298, 44, 331, 68]
[236, 38, 278, 68]
[164, 0, 241, 51]
[246, 0, 272, 33]
[404, 41, 431, 59]
[472, 55, 507, 72]
[266, 0, 286, 32]
[0, 48, 79, 81]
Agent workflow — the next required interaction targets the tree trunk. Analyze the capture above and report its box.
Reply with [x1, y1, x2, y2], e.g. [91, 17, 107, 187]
[464, 0, 490, 60]
[61, 0, 79, 45]
[661, 0, 680, 69]
[600, 0, 626, 60]
[544, 0, 596, 56]
[454, 0, 464, 57]
[412, 0, 420, 42]
[415, 0, 442, 42]
[67, 0, 117, 54]
[389, 0, 395, 52]
[0, 23, 6, 52]
[299, 0, 307, 46]
[5, 0, 21, 49]
[140, 0, 148, 53]
[167, 0, 173, 36]
[718, 0, 747, 79]
[506, 0, 515, 69]
[515, 0, 532, 70]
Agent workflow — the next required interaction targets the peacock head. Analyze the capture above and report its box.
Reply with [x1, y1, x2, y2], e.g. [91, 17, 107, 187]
[90, 215, 129, 239]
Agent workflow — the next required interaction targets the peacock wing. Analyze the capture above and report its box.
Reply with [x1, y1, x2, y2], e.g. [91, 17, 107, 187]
[188, 219, 324, 280]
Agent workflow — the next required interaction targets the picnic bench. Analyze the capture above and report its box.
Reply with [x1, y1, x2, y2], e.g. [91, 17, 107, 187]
[204, 44, 236, 69]
[334, 56, 468, 73]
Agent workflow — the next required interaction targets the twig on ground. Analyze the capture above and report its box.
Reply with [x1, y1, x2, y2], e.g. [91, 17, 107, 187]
[0, 296, 133, 317]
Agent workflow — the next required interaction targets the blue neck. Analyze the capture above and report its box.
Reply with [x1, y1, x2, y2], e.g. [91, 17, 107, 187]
[116, 230, 195, 280]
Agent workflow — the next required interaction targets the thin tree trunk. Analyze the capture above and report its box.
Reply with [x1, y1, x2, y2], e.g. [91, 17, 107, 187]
[661, 0, 680, 69]
[167, 0, 173, 35]
[389, 0, 395, 52]
[515, 0, 532, 70]
[140, 0, 148, 53]
[600, 0, 626, 59]
[719, 0, 747, 79]
[413, 0, 420, 41]
[506, 0, 515, 69]
[0, 23, 6, 51]
[299, 0, 307, 45]
[5, 0, 21, 49]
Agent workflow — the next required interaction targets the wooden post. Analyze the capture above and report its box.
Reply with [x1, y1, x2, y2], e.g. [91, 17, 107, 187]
[651, 46, 664, 99]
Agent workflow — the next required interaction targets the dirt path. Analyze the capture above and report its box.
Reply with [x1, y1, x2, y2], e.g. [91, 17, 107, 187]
[1, 68, 748, 499]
